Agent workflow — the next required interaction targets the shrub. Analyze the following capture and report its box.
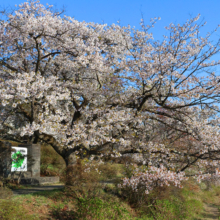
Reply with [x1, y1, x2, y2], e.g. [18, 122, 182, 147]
[147, 197, 187, 220]
[63, 159, 103, 207]
[64, 159, 99, 185]
[118, 177, 204, 219]
[76, 196, 131, 219]
[51, 196, 132, 220]
[59, 159, 134, 219]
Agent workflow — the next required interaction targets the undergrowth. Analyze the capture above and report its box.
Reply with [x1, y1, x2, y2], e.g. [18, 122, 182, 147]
[0, 140, 219, 219]
[6, 175, 214, 220]
[0, 200, 37, 220]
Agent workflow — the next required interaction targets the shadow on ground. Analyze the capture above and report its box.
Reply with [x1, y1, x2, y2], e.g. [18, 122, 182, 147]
[12, 185, 65, 195]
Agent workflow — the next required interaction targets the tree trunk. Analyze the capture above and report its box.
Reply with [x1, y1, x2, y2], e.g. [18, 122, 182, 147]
[36, 133, 81, 186]
[38, 133, 78, 167]
[63, 151, 78, 167]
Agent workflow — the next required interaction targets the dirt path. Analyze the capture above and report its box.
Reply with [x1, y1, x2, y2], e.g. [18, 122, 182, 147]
[12, 185, 64, 195]
[12, 181, 113, 196]
[201, 203, 220, 220]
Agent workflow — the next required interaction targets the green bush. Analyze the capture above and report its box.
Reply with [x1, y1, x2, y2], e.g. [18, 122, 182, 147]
[146, 197, 188, 220]
[140, 185, 203, 220]
[118, 180, 204, 220]
[77, 197, 131, 219]
[51, 196, 132, 220]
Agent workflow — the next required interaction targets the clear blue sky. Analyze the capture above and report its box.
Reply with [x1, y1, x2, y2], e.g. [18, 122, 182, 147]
[1, 0, 220, 41]
[1, 1, 220, 109]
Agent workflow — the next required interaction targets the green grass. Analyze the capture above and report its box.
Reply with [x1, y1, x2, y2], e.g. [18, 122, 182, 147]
[8, 188, 137, 219]
[0, 199, 38, 220]
[1, 139, 220, 219]
[6, 172, 219, 219]
[0, 174, 219, 219]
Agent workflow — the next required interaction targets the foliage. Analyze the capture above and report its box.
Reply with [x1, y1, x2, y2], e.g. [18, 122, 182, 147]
[147, 198, 187, 220]
[57, 159, 133, 219]
[116, 173, 207, 219]
[145, 196, 203, 220]
[51, 196, 132, 220]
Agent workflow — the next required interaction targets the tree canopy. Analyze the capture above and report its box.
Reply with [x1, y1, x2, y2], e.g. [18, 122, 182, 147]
[1, 1, 220, 185]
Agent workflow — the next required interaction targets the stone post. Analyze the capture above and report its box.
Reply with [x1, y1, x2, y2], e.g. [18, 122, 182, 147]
[29, 144, 41, 177]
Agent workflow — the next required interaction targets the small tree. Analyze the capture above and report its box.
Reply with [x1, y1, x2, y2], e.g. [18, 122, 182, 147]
[1, 1, 220, 187]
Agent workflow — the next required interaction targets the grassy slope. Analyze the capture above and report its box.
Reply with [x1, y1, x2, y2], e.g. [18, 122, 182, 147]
[1, 181, 219, 220]
[1, 138, 220, 219]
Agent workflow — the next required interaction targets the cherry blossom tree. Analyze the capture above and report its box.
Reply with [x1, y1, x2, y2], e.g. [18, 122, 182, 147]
[1, 1, 220, 187]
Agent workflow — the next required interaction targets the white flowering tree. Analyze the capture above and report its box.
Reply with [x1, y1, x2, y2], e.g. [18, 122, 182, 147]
[1, 1, 220, 189]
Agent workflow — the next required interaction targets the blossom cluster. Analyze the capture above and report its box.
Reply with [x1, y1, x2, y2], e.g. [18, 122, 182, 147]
[119, 165, 187, 194]
[0, 1, 220, 187]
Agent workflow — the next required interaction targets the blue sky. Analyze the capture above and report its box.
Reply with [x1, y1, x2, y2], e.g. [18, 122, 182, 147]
[1, 0, 220, 110]
[1, 0, 220, 41]
[1, 1, 220, 76]
[1, 0, 220, 70]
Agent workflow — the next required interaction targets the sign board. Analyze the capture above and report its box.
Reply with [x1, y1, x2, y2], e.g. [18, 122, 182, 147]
[11, 147, 27, 172]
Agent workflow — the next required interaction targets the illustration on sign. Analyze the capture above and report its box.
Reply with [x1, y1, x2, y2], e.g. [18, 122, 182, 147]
[11, 147, 27, 171]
